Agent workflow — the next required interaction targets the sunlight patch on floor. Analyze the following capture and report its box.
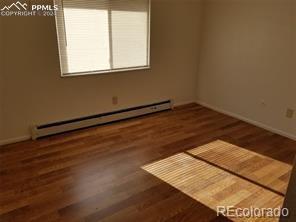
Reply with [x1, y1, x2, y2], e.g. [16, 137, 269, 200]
[142, 140, 292, 222]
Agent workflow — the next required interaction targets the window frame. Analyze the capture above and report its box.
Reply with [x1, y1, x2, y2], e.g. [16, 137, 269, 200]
[54, 0, 151, 77]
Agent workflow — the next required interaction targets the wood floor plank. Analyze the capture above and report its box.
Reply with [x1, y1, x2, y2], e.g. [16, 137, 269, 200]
[0, 104, 295, 222]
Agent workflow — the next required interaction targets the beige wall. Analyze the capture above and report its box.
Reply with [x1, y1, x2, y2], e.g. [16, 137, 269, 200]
[2, 0, 295, 144]
[197, 0, 296, 139]
[1, 0, 203, 143]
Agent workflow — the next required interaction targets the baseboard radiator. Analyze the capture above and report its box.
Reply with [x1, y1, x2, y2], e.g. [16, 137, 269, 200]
[31, 100, 172, 140]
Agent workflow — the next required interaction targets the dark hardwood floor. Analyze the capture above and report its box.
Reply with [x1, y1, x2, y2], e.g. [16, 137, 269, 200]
[0, 103, 295, 222]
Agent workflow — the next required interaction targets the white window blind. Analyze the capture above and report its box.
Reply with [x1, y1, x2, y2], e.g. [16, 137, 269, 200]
[55, 0, 150, 76]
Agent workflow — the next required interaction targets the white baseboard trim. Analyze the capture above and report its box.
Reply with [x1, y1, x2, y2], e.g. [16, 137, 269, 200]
[0, 135, 31, 146]
[196, 100, 296, 141]
[173, 100, 196, 107]
[0, 100, 195, 146]
[3, 100, 293, 146]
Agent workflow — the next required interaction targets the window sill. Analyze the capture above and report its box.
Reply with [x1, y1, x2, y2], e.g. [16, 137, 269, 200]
[61, 66, 151, 78]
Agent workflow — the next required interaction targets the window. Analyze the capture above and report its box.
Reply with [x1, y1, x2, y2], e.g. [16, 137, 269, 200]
[55, 0, 151, 77]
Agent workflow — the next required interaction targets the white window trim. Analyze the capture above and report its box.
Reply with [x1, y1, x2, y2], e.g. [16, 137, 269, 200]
[54, 0, 151, 78]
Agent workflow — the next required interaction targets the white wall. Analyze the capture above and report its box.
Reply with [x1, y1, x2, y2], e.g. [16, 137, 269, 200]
[197, 0, 296, 139]
[1, 0, 203, 144]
